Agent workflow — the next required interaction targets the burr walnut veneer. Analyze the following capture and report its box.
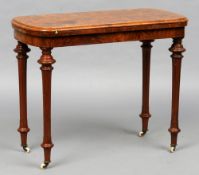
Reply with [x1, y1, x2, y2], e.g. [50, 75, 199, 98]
[12, 8, 188, 168]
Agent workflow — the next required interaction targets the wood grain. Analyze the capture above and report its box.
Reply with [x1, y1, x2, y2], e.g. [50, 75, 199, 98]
[14, 27, 185, 48]
[12, 8, 188, 37]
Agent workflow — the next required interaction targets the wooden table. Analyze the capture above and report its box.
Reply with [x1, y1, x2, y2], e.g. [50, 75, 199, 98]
[12, 8, 188, 168]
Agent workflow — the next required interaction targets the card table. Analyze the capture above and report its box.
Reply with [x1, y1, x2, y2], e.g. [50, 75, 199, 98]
[12, 8, 188, 168]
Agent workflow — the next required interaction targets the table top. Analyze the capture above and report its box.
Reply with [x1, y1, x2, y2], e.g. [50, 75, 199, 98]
[12, 8, 188, 37]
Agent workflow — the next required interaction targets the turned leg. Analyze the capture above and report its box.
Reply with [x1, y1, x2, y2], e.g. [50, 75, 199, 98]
[139, 40, 153, 137]
[14, 41, 31, 153]
[168, 38, 185, 152]
[38, 47, 55, 168]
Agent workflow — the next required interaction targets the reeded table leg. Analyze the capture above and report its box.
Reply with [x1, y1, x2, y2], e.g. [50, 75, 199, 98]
[139, 40, 153, 137]
[168, 38, 185, 152]
[38, 48, 55, 168]
[14, 41, 31, 153]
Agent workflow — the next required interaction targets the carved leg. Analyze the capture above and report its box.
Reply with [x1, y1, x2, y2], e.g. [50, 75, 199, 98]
[14, 41, 31, 153]
[139, 40, 153, 137]
[38, 48, 55, 168]
[168, 38, 185, 152]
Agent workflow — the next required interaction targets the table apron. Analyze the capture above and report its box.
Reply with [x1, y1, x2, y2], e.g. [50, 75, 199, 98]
[14, 27, 185, 48]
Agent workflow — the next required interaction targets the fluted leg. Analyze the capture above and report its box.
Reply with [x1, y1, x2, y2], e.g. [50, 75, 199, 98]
[14, 41, 31, 153]
[168, 38, 185, 152]
[38, 48, 56, 168]
[139, 40, 153, 137]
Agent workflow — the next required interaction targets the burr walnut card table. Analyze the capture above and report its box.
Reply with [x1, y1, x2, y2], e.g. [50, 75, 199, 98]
[12, 8, 188, 168]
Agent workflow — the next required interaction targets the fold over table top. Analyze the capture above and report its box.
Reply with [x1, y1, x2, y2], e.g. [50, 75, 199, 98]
[12, 8, 188, 37]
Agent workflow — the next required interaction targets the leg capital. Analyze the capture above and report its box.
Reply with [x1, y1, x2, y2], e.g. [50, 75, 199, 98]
[169, 38, 186, 59]
[38, 48, 56, 67]
[14, 41, 30, 60]
[141, 40, 154, 48]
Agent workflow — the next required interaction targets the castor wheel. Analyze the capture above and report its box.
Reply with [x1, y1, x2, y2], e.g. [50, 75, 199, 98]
[22, 145, 30, 153]
[40, 162, 50, 169]
[138, 131, 147, 137]
[169, 146, 176, 153]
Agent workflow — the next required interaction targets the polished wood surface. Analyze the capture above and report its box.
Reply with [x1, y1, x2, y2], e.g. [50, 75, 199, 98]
[14, 28, 185, 48]
[12, 8, 188, 168]
[14, 42, 30, 149]
[139, 40, 153, 135]
[168, 38, 185, 147]
[38, 48, 55, 165]
[12, 8, 187, 47]
[12, 8, 187, 37]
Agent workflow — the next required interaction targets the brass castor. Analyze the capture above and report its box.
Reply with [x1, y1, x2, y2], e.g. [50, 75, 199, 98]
[169, 146, 176, 153]
[40, 162, 50, 169]
[22, 145, 30, 153]
[138, 131, 147, 137]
